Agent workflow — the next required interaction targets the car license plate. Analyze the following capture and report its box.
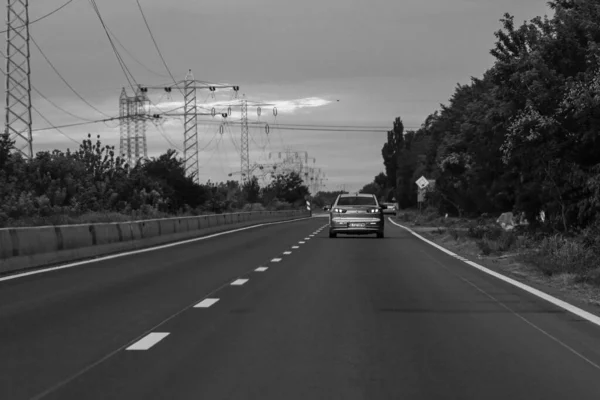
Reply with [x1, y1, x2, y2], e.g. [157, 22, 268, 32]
[349, 223, 365, 228]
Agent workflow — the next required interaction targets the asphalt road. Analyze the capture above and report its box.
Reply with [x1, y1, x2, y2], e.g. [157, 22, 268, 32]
[2, 215, 600, 399]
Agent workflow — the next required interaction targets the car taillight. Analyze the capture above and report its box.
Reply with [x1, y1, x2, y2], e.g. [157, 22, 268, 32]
[333, 208, 347, 213]
[368, 208, 380, 213]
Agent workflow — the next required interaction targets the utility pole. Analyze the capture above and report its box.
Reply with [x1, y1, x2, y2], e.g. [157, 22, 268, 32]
[4, 0, 32, 158]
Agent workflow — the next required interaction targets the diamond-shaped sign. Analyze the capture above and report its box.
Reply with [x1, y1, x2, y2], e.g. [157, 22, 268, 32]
[415, 176, 429, 190]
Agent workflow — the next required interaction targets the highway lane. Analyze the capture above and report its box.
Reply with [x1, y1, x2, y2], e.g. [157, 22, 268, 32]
[0, 217, 323, 400]
[4, 217, 600, 399]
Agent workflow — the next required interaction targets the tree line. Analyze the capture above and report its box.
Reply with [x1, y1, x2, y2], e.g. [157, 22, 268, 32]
[364, 0, 600, 231]
[0, 133, 310, 226]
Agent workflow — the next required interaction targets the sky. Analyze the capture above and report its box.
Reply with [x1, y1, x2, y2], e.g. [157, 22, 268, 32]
[4, 0, 552, 192]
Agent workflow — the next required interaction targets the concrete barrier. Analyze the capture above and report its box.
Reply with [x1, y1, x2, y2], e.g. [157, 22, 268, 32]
[0, 210, 310, 275]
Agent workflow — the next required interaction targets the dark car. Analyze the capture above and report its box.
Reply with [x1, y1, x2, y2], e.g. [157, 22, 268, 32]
[328, 193, 386, 238]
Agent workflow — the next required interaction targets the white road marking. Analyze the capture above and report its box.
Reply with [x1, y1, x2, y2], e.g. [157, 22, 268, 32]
[255, 267, 268, 272]
[231, 279, 249, 286]
[387, 217, 600, 328]
[194, 298, 219, 308]
[292, 246, 300, 249]
[299, 241, 305, 244]
[126, 332, 170, 351]
[305, 237, 311, 240]
[271, 258, 282, 263]
[0, 216, 313, 283]
[283, 251, 292, 255]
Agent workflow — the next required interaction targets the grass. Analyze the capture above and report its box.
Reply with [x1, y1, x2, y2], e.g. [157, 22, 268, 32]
[395, 208, 600, 288]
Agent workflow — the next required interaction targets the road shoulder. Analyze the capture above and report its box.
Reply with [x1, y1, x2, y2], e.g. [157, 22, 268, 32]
[388, 218, 600, 321]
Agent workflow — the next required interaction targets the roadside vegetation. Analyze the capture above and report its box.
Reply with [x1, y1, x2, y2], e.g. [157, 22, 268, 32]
[0, 133, 310, 228]
[360, 1, 600, 296]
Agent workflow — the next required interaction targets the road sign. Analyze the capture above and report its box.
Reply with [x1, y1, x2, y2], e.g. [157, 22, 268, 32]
[416, 176, 429, 190]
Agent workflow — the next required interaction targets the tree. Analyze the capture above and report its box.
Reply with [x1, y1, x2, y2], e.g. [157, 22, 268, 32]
[264, 172, 310, 205]
[0, 133, 14, 169]
[242, 176, 261, 204]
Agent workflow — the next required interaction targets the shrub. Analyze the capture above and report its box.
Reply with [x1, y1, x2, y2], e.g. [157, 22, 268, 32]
[477, 239, 493, 255]
[524, 234, 597, 276]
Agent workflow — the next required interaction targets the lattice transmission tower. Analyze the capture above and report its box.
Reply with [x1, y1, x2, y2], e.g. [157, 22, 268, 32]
[119, 85, 149, 166]
[4, 0, 32, 158]
[240, 97, 249, 183]
[183, 70, 198, 179]
[140, 70, 239, 183]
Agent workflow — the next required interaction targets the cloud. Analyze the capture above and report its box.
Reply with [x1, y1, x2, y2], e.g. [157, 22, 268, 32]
[153, 96, 332, 119]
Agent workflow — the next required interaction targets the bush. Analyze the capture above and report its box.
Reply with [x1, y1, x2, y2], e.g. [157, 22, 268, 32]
[477, 239, 493, 255]
[523, 234, 598, 276]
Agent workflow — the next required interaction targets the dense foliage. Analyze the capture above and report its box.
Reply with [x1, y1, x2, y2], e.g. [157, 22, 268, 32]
[373, 0, 600, 231]
[0, 133, 310, 226]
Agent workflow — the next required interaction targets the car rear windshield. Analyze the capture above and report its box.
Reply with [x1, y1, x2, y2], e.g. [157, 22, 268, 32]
[336, 196, 377, 206]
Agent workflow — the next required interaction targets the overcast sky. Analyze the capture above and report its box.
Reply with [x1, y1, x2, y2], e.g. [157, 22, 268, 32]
[4, 0, 551, 192]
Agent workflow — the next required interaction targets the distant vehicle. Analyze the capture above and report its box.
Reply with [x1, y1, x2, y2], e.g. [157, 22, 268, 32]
[328, 193, 386, 238]
[323, 205, 331, 211]
[382, 202, 397, 214]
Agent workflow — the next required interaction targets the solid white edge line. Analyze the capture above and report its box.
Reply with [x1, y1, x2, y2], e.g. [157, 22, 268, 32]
[387, 217, 600, 328]
[0, 215, 315, 283]
[125, 332, 170, 351]
[255, 267, 268, 272]
[194, 298, 219, 308]
[231, 279, 249, 286]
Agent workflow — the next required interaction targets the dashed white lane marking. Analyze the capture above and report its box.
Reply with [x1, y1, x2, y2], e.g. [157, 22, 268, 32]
[271, 258, 282, 263]
[283, 251, 292, 255]
[387, 217, 600, 328]
[255, 267, 268, 272]
[304, 237, 311, 240]
[126, 332, 170, 351]
[299, 241, 305, 244]
[194, 298, 219, 308]
[231, 279, 249, 286]
[292, 246, 300, 249]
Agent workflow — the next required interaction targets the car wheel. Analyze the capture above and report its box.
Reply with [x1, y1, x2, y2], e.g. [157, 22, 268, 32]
[376, 232, 384, 238]
[329, 231, 337, 238]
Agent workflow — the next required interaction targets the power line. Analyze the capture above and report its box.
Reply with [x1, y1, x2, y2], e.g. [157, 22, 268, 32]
[0, 0, 76, 34]
[32, 86, 97, 122]
[135, 0, 183, 96]
[88, 0, 137, 93]
[31, 106, 80, 144]
[105, 24, 169, 79]
[0, 49, 97, 123]
[32, 116, 129, 132]
[29, 36, 114, 119]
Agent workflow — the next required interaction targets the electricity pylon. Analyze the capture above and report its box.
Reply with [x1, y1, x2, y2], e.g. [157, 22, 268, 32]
[216, 97, 277, 184]
[4, 0, 33, 158]
[140, 71, 239, 183]
[241, 97, 249, 184]
[119, 85, 149, 166]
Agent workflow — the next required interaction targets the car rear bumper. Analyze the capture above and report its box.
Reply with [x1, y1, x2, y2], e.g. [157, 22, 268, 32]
[329, 218, 384, 234]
